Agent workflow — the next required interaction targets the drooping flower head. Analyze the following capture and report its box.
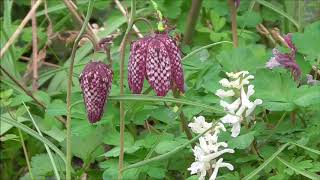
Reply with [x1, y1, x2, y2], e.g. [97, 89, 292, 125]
[128, 32, 184, 96]
[79, 61, 113, 123]
[266, 33, 301, 80]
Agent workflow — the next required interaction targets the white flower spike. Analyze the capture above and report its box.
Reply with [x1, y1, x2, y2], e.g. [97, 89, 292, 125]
[188, 116, 234, 180]
[216, 71, 262, 137]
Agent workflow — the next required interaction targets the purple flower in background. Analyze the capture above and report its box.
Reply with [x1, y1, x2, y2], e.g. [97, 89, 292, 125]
[128, 32, 184, 96]
[79, 61, 113, 123]
[235, 0, 240, 8]
[266, 34, 301, 80]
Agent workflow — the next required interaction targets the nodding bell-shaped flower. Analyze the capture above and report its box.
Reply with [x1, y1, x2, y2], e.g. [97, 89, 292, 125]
[128, 32, 184, 96]
[79, 61, 113, 123]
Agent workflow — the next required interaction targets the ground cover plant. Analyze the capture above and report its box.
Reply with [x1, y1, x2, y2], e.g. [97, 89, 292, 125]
[1, 0, 320, 179]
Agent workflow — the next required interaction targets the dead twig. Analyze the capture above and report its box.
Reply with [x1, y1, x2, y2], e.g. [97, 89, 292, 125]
[31, 0, 39, 91]
[115, 0, 143, 38]
[20, 56, 60, 68]
[0, 65, 66, 124]
[183, 0, 203, 44]
[63, 0, 98, 45]
[227, 0, 238, 47]
[0, 0, 42, 59]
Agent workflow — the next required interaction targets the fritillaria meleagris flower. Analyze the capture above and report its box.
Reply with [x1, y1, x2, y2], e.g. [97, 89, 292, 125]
[79, 61, 113, 123]
[266, 33, 301, 80]
[128, 32, 184, 96]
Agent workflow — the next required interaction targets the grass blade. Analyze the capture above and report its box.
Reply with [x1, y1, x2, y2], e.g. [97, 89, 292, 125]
[243, 143, 290, 180]
[289, 142, 320, 155]
[23, 102, 61, 180]
[181, 41, 232, 61]
[109, 95, 224, 113]
[277, 157, 320, 180]
[255, 0, 300, 31]
[0, 116, 66, 164]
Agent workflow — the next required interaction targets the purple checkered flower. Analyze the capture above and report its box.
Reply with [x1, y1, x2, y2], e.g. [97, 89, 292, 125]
[128, 32, 184, 96]
[266, 33, 301, 80]
[79, 61, 113, 123]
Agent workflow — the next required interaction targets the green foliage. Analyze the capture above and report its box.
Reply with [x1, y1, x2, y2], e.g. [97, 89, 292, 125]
[1, 0, 319, 179]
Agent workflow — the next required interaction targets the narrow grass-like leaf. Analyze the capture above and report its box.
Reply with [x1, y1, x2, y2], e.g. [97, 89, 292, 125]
[0, 117, 66, 164]
[181, 41, 232, 61]
[255, 0, 300, 30]
[289, 142, 320, 155]
[23, 102, 61, 180]
[109, 95, 224, 113]
[243, 143, 290, 180]
[122, 124, 216, 171]
[36, 0, 87, 17]
[277, 157, 320, 180]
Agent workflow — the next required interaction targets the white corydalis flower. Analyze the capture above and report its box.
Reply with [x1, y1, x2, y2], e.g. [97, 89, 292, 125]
[188, 116, 234, 180]
[226, 71, 249, 79]
[209, 158, 234, 180]
[188, 116, 212, 134]
[215, 89, 235, 98]
[216, 71, 263, 137]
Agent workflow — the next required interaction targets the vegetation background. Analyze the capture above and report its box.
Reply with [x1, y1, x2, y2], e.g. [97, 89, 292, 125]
[0, 0, 320, 179]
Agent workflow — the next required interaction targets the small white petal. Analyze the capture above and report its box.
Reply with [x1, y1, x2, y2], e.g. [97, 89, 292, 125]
[215, 89, 235, 98]
[220, 114, 239, 124]
[219, 78, 231, 87]
[231, 122, 241, 137]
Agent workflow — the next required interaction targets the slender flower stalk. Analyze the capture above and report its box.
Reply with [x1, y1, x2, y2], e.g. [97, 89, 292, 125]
[66, 0, 95, 179]
[118, 0, 136, 179]
[227, 0, 239, 47]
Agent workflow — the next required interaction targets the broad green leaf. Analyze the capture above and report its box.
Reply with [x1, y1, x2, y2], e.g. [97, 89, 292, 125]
[47, 100, 67, 116]
[216, 45, 267, 72]
[155, 140, 182, 154]
[238, 11, 262, 28]
[292, 21, 320, 58]
[228, 132, 255, 149]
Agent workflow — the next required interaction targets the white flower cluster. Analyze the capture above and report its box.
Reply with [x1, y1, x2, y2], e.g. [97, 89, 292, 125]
[188, 116, 234, 180]
[216, 71, 262, 137]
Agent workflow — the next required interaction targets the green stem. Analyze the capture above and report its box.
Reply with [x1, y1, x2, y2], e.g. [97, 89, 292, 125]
[172, 89, 194, 146]
[18, 129, 34, 180]
[181, 41, 232, 61]
[118, 0, 136, 179]
[66, 0, 95, 179]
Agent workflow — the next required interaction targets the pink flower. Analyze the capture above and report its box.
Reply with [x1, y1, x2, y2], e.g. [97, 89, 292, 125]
[266, 34, 301, 80]
[128, 32, 184, 96]
[79, 61, 113, 123]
